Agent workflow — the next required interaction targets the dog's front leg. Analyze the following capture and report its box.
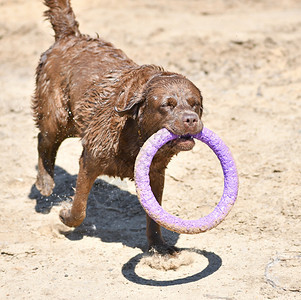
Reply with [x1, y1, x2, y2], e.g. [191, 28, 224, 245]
[60, 150, 99, 227]
[147, 169, 179, 255]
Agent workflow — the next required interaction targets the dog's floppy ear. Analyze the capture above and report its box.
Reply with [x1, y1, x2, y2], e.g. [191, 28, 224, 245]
[114, 81, 145, 118]
[114, 65, 162, 119]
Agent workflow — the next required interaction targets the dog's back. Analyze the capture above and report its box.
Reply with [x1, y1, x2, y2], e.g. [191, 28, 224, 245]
[32, 0, 164, 196]
[32, 0, 138, 136]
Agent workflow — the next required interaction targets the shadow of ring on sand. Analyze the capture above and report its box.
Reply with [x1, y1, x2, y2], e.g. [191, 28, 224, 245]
[122, 248, 222, 286]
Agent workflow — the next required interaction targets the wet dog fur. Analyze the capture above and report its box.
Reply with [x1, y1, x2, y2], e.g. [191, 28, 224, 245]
[32, 0, 203, 254]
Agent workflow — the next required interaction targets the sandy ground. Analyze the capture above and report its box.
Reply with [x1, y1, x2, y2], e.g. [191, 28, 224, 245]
[1, 0, 301, 299]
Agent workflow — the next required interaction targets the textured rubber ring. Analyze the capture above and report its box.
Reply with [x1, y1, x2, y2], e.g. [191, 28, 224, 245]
[134, 127, 239, 234]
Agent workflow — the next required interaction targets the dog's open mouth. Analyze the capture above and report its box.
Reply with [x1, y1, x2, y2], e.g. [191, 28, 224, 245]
[170, 134, 195, 151]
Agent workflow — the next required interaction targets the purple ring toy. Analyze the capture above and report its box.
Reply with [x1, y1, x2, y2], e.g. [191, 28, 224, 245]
[134, 127, 239, 234]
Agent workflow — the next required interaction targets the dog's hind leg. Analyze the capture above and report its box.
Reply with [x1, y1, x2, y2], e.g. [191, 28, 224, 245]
[35, 131, 64, 196]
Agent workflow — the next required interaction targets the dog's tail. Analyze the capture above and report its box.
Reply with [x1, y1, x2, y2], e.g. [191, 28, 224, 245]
[44, 0, 80, 41]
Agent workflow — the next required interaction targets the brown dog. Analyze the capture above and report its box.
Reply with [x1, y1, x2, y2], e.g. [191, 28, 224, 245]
[32, 0, 203, 254]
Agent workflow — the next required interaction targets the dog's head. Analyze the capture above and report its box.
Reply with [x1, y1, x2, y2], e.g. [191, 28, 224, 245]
[115, 71, 203, 151]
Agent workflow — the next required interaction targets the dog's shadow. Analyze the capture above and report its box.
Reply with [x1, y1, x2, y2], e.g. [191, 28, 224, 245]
[29, 166, 222, 285]
[28, 165, 179, 250]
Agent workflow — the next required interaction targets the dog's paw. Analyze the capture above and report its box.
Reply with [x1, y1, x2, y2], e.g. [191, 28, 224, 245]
[35, 175, 55, 196]
[59, 208, 85, 227]
[148, 243, 180, 256]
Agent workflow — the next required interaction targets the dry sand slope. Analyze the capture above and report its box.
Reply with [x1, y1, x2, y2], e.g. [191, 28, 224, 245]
[0, 0, 301, 299]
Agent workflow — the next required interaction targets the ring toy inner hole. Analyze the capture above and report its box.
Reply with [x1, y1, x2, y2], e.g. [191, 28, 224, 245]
[134, 127, 239, 234]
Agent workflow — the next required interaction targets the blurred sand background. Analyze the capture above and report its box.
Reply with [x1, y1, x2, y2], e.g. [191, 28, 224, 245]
[0, 0, 301, 299]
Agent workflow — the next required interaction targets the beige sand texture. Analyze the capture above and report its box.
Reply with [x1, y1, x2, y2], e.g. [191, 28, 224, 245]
[0, 0, 300, 299]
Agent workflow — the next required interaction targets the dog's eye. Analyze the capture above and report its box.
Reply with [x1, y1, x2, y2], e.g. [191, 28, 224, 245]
[193, 103, 203, 115]
[187, 98, 198, 108]
[161, 97, 177, 109]
[188, 99, 203, 115]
